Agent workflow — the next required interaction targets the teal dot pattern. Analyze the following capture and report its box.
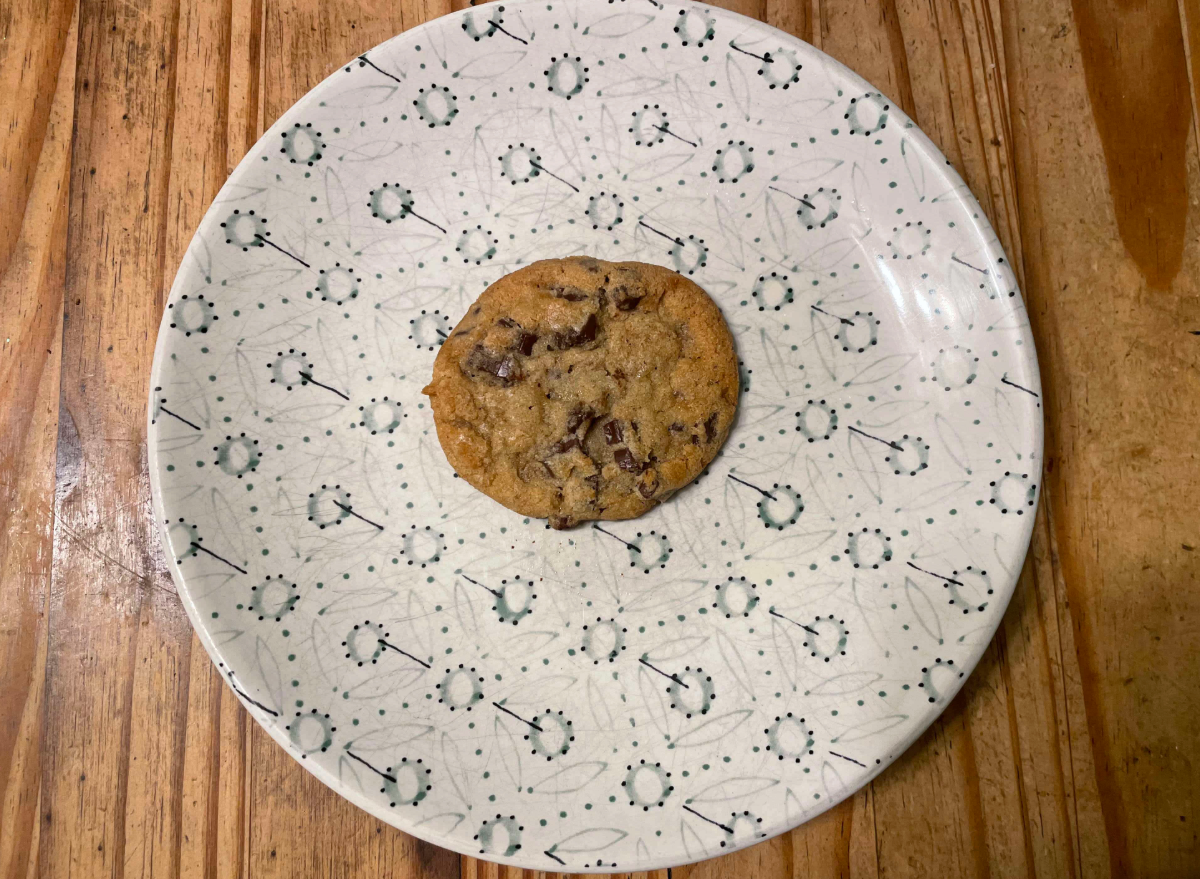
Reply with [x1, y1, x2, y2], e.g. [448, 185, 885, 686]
[148, 2, 1042, 873]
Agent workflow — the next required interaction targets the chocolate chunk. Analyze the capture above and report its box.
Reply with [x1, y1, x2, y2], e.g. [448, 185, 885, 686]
[566, 406, 593, 434]
[691, 435, 700, 445]
[493, 357, 518, 382]
[497, 316, 518, 328]
[551, 436, 581, 454]
[575, 313, 599, 343]
[464, 346, 521, 386]
[549, 515, 574, 530]
[550, 406, 595, 455]
[552, 313, 599, 350]
[612, 284, 643, 312]
[669, 422, 685, 432]
[603, 420, 624, 445]
[638, 475, 659, 498]
[585, 473, 601, 494]
[517, 332, 538, 355]
[551, 285, 590, 302]
[704, 413, 718, 442]
[614, 448, 643, 472]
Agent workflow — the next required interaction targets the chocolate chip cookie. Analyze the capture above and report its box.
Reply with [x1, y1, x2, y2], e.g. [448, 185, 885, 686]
[422, 256, 739, 528]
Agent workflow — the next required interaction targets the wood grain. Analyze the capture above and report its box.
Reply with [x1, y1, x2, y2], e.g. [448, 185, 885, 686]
[0, 4, 76, 877]
[0, 0, 1196, 876]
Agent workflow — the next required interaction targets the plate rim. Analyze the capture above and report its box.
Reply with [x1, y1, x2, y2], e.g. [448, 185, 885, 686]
[146, 1, 1044, 871]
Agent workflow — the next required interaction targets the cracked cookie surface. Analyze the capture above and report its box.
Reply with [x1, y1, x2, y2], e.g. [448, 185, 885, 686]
[422, 257, 739, 528]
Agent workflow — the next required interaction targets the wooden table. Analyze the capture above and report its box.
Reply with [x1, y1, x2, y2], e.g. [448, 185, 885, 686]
[2, 0, 1196, 876]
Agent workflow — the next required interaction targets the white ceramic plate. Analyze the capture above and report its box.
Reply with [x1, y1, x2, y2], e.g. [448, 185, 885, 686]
[148, 2, 1042, 872]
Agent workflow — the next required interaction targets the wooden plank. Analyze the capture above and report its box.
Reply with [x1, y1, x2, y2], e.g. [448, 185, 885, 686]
[998, 502, 1104, 879]
[0, 0, 77, 276]
[1001, 0, 1200, 874]
[1181, 0, 1200, 149]
[767, 0, 814, 42]
[116, 0, 251, 874]
[0, 5, 76, 877]
[37, 0, 189, 875]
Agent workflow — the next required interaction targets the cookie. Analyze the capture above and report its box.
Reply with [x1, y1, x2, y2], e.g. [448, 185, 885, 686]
[422, 257, 739, 528]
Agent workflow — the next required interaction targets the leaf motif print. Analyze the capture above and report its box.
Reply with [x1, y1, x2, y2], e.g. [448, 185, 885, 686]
[440, 732, 471, 808]
[901, 137, 926, 201]
[549, 107, 585, 178]
[452, 579, 478, 648]
[500, 674, 578, 705]
[770, 613, 804, 694]
[317, 317, 351, 389]
[234, 349, 258, 410]
[493, 713, 523, 792]
[625, 151, 695, 182]
[724, 53, 752, 121]
[847, 427, 884, 505]
[934, 412, 972, 474]
[323, 166, 352, 248]
[680, 818, 708, 860]
[713, 196, 746, 270]
[809, 671, 883, 695]
[687, 776, 778, 803]
[599, 75, 671, 98]
[832, 714, 910, 743]
[251, 635, 283, 713]
[208, 487, 250, 569]
[903, 480, 971, 513]
[844, 353, 916, 387]
[582, 12, 656, 37]
[638, 663, 673, 740]
[599, 103, 623, 175]
[550, 826, 628, 853]
[782, 157, 844, 183]
[859, 399, 929, 429]
[338, 81, 402, 107]
[796, 237, 858, 272]
[821, 758, 848, 798]
[532, 761, 607, 794]
[453, 50, 528, 80]
[587, 676, 614, 731]
[765, 190, 790, 256]
[904, 575, 945, 644]
[850, 161, 873, 229]
[643, 636, 709, 662]
[715, 630, 755, 703]
[339, 139, 404, 162]
[416, 812, 466, 834]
